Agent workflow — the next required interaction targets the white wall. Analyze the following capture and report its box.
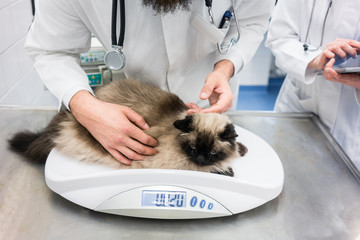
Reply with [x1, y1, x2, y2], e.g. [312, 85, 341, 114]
[236, 39, 272, 86]
[0, 0, 58, 107]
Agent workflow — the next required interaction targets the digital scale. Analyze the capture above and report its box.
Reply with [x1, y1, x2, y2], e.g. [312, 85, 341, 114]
[45, 125, 284, 219]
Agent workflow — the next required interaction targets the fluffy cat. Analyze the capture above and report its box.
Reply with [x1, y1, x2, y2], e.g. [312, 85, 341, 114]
[8, 79, 247, 176]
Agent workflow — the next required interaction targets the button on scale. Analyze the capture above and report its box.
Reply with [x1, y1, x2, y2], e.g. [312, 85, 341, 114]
[200, 200, 206, 208]
[190, 196, 197, 207]
[190, 196, 214, 210]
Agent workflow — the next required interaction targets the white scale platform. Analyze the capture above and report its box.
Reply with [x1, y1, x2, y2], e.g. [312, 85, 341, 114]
[45, 125, 284, 219]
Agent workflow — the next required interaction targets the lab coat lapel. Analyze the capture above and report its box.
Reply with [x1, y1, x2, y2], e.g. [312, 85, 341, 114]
[159, 1, 218, 93]
[160, 10, 197, 93]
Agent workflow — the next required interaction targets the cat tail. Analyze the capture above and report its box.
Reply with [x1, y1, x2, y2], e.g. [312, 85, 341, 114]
[8, 130, 55, 164]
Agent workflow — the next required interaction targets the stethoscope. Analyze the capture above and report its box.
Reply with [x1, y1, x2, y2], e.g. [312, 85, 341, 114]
[104, 0, 126, 71]
[206, 0, 241, 55]
[104, 0, 240, 71]
[303, 0, 333, 51]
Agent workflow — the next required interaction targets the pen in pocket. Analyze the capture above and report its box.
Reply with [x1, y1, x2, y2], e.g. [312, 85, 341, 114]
[219, 11, 232, 29]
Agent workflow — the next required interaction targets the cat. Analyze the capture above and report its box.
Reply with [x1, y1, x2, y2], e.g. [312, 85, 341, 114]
[8, 79, 247, 176]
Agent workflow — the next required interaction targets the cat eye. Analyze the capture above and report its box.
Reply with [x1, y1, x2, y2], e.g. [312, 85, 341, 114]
[188, 144, 197, 155]
[209, 150, 217, 155]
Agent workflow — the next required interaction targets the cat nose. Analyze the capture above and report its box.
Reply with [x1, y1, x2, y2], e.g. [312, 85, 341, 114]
[196, 155, 206, 164]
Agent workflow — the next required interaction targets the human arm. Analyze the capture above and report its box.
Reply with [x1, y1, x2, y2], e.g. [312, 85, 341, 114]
[69, 91, 158, 165]
[265, 0, 323, 83]
[190, 0, 274, 113]
[308, 39, 360, 70]
[187, 59, 234, 114]
[26, 0, 157, 164]
[25, 0, 93, 109]
[215, 0, 274, 75]
[306, 38, 360, 89]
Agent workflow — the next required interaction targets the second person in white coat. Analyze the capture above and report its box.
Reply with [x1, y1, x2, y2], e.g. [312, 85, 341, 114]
[266, 0, 360, 170]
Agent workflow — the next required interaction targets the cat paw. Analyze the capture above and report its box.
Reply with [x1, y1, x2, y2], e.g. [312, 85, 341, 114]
[237, 142, 248, 156]
[211, 167, 234, 177]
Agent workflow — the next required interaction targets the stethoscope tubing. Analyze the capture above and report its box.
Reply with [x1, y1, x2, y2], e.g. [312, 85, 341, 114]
[106, 0, 240, 70]
[303, 0, 333, 52]
[216, 2, 240, 55]
[111, 0, 125, 48]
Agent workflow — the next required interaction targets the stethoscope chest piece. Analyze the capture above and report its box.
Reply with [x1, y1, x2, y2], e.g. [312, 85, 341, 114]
[105, 48, 126, 71]
[106, 0, 126, 71]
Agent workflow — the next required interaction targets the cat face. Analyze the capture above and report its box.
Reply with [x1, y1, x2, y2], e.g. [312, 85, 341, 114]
[173, 113, 238, 166]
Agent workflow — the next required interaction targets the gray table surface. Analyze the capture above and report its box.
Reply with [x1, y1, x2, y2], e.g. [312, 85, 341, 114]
[1, 107, 359, 240]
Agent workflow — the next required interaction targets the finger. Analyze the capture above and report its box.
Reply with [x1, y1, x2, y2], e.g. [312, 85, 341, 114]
[323, 59, 338, 81]
[323, 49, 335, 59]
[203, 86, 233, 113]
[200, 95, 232, 113]
[200, 81, 217, 100]
[121, 107, 158, 147]
[186, 102, 201, 110]
[187, 108, 200, 114]
[122, 106, 150, 130]
[323, 65, 337, 76]
[348, 40, 360, 51]
[185, 102, 193, 109]
[108, 148, 132, 165]
[200, 101, 232, 113]
[200, 104, 224, 113]
[127, 125, 158, 147]
[125, 137, 158, 156]
[323, 68, 336, 80]
[342, 43, 358, 57]
[331, 46, 347, 59]
[186, 102, 203, 114]
[116, 145, 148, 161]
[325, 58, 335, 69]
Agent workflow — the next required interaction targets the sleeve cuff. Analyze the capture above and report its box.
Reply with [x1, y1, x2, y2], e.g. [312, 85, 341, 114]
[214, 48, 244, 76]
[299, 49, 323, 84]
[61, 84, 94, 111]
[304, 65, 320, 84]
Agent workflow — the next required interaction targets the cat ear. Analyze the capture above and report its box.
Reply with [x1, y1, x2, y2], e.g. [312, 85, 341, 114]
[173, 115, 194, 133]
[219, 123, 238, 140]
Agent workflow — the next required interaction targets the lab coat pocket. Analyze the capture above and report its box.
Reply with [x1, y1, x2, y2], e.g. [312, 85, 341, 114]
[190, 14, 228, 60]
[294, 80, 316, 113]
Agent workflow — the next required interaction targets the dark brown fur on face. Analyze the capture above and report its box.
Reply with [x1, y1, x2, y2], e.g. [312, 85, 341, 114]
[174, 115, 244, 166]
[8, 79, 247, 177]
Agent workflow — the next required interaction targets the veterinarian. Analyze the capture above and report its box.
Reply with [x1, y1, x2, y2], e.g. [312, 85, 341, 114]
[266, 0, 360, 170]
[25, 0, 273, 165]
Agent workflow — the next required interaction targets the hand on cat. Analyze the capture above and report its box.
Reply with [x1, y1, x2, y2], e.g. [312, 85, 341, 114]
[70, 91, 158, 165]
[187, 59, 234, 114]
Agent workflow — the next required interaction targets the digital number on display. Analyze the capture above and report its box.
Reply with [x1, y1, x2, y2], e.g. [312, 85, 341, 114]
[142, 190, 186, 208]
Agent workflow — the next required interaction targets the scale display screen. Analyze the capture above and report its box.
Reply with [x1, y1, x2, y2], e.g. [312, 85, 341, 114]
[142, 190, 186, 208]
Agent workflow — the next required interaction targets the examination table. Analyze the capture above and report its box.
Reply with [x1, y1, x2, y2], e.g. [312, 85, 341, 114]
[1, 107, 359, 240]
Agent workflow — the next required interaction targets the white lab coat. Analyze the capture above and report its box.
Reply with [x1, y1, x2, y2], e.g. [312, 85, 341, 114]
[25, 0, 273, 110]
[266, 0, 360, 169]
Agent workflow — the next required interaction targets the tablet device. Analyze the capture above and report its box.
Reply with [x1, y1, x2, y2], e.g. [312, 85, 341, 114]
[332, 53, 360, 74]
[334, 67, 360, 74]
